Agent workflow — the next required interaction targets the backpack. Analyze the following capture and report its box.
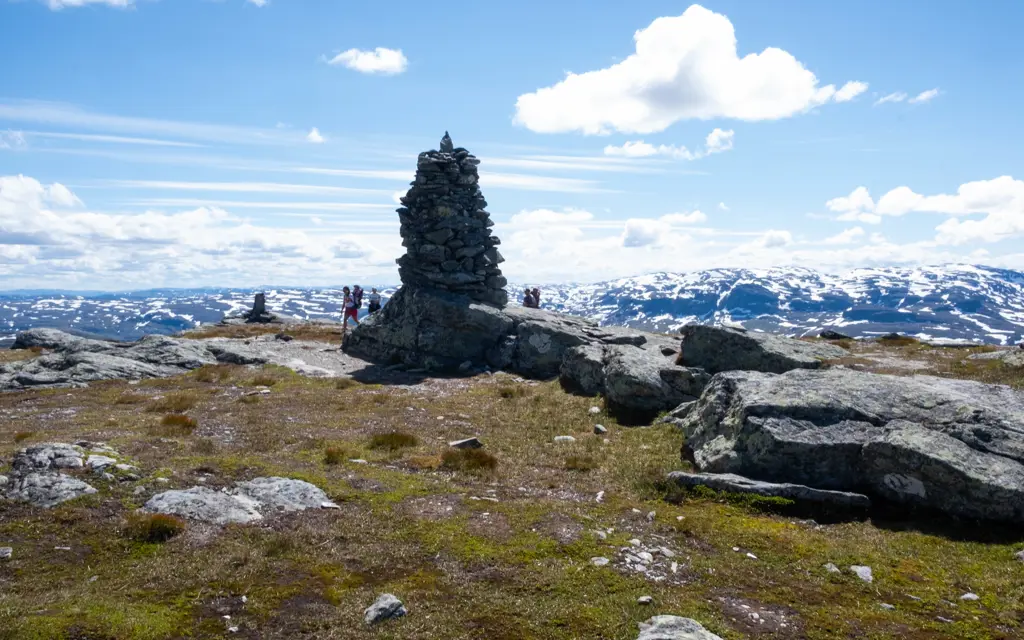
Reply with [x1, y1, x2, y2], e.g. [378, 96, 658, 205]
[353, 288, 364, 308]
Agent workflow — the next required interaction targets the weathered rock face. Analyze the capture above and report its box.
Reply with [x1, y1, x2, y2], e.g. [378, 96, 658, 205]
[561, 343, 710, 423]
[678, 325, 849, 374]
[969, 349, 1024, 367]
[2, 328, 268, 391]
[667, 471, 871, 510]
[396, 132, 507, 306]
[673, 368, 1024, 523]
[144, 477, 338, 525]
[1, 443, 124, 508]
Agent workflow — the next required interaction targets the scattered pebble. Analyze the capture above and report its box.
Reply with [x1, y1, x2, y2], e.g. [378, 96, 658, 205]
[591, 557, 610, 567]
[595, 491, 605, 503]
[645, 511, 656, 522]
[850, 565, 874, 583]
[676, 515, 684, 521]
[1015, 549, 1024, 563]
[449, 438, 482, 450]
[637, 552, 654, 564]
[589, 406, 601, 414]
[630, 539, 643, 547]
[349, 459, 368, 465]
[937, 616, 954, 624]
[88, 575, 98, 583]
[746, 552, 758, 560]
[732, 547, 740, 552]
[554, 436, 576, 444]
[0, 547, 11, 560]
[593, 424, 607, 435]
[824, 563, 841, 574]
[637, 596, 653, 605]
[880, 603, 896, 611]
[960, 593, 980, 601]
[228, 627, 239, 634]
[670, 562, 678, 573]
[659, 547, 675, 558]
[133, 486, 147, 496]
[55, 546, 71, 551]
[155, 478, 170, 484]
[592, 530, 608, 540]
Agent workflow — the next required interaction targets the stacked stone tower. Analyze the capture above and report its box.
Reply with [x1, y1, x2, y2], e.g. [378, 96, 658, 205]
[395, 132, 508, 306]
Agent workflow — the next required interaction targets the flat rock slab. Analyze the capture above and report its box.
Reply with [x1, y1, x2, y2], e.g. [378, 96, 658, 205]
[13, 443, 84, 473]
[637, 615, 724, 640]
[2, 328, 269, 391]
[144, 487, 264, 525]
[230, 477, 338, 512]
[674, 367, 1024, 523]
[7, 472, 97, 508]
[667, 471, 871, 509]
[678, 324, 849, 374]
[145, 477, 337, 524]
[969, 349, 1024, 367]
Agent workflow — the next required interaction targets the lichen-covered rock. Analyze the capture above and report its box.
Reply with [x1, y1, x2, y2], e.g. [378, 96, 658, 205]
[12, 443, 85, 473]
[603, 346, 709, 422]
[678, 324, 849, 374]
[968, 349, 1024, 367]
[144, 487, 264, 525]
[636, 616, 724, 640]
[230, 477, 338, 512]
[559, 345, 606, 395]
[364, 593, 407, 625]
[7, 472, 97, 508]
[674, 368, 1024, 523]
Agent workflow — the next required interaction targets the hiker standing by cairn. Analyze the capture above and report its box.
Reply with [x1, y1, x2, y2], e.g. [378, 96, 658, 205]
[342, 286, 360, 333]
[367, 288, 382, 314]
[522, 288, 537, 308]
[532, 287, 541, 308]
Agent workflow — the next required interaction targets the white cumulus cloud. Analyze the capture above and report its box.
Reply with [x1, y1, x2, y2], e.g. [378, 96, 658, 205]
[306, 127, 325, 144]
[327, 47, 408, 75]
[824, 227, 865, 245]
[834, 81, 869, 102]
[513, 4, 865, 134]
[604, 128, 734, 160]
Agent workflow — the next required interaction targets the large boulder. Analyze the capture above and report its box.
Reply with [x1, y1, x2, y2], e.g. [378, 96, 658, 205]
[7, 472, 97, 508]
[673, 368, 1024, 523]
[678, 325, 849, 374]
[145, 477, 338, 525]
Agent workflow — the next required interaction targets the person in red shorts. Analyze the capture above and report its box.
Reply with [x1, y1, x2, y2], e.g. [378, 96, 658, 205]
[342, 286, 360, 333]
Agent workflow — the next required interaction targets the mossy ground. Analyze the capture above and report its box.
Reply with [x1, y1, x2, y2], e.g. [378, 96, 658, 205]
[0, 334, 1022, 639]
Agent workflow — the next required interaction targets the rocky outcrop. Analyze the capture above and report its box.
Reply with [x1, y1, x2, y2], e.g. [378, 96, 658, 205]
[968, 349, 1024, 367]
[144, 477, 338, 525]
[396, 132, 507, 306]
[672, 368, 1024, 523]
[2, 328, 268, 391]
[667, 471, 871, 510]
[222, 293, 301, 325]
[0, 443, 139, 508]
[678, 325, 849, 374]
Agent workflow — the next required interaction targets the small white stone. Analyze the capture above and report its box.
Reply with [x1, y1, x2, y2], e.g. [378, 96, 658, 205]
[1015, 549, 1024, 563]
[592, 530, 608, 540]
[637, 596, 653, 605]
[824, 563, 841, 574]
[670, 562, 678, 573]
[155, 478, 170, 484]
[349, 459, 368, 464]
[676, 515, 684, 521]
[637, 552, 654, 564]
[595, 491, 605, 503]
[0, 547, 12, 560]
[631, 508, 642, 514]
[593, 424, 607, 435]
[630, 538, 642, 547]
[88, 575, 98, 583]
[553, 435, 576, 444]
[659, 547, 676, 558]
[850, 565, 874, 583]
[646, 511, 656, 522]
[880, 603, 896, 611]
[241, 596, 248, 603]
[732, 547, 740, 552]
[590, 557, 610, 567]
[589, 406, 601, 414]
[228, 628, 239, 634]
[746, 552, 758, 560]
[960, 593, 980, 601]
[133, 486, 147, 496]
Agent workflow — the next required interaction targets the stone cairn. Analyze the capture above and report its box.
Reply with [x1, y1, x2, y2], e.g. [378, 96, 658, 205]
[395, 132, 508, 306]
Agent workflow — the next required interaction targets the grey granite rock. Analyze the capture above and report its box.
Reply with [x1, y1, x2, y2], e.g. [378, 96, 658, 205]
[365, 593, 407, 625]
[678, 324, 849, 374]
[7, 472, 97, 508]
[675, 367, 1024, 522]
[667, 471, 871, 509]
[229, 477, 338, 513]
[636, 616, 724, 640]
[144, 487, 264, 525]
[13, 443, 85, 473]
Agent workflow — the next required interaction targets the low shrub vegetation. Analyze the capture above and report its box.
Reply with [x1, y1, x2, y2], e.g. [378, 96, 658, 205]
[368, 431, 419, 451]
[193, 364, 234, 383]
[323, 445, 351, 465]
[13, 431, 34, 444]
[145, 392, 199, 413]
[441, 448, 497, 473]
[564, 455, 598, 472]
[152, 414, 197, 436]
[125, 513, 186, 543]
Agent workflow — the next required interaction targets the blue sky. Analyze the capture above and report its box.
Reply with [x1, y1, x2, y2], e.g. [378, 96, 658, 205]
[1, 0, 1023, 290]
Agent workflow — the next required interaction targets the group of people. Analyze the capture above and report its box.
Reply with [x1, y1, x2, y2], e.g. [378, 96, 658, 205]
[522, 287, 542, 308]
[341, 285, 382, 331]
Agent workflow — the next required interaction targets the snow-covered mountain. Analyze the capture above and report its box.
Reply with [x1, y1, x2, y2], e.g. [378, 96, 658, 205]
[2, 264, 1023, 346]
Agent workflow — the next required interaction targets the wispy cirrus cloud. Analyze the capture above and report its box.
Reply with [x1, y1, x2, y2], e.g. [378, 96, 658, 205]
[604, 128, 734, 160]
[100, 180, 392, 197]
[20, 130, 203, 148]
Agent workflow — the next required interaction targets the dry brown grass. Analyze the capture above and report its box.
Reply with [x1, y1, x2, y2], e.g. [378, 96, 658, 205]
[368, 431, 418, 451]
[145, 391, 199, 413]
[13, 430, 34, 444]
[124, 512, 186, 543]
[193, 364, 235, 383]
[183, 322, 344, 343]
[152, 413, 198, 436]
[0, 346, 41, 364]
[248, 373, 279, 387]
[441, 448, 498, 473]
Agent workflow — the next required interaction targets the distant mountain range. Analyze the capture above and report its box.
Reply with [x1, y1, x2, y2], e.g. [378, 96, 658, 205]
[2, 264, 1022, 346]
